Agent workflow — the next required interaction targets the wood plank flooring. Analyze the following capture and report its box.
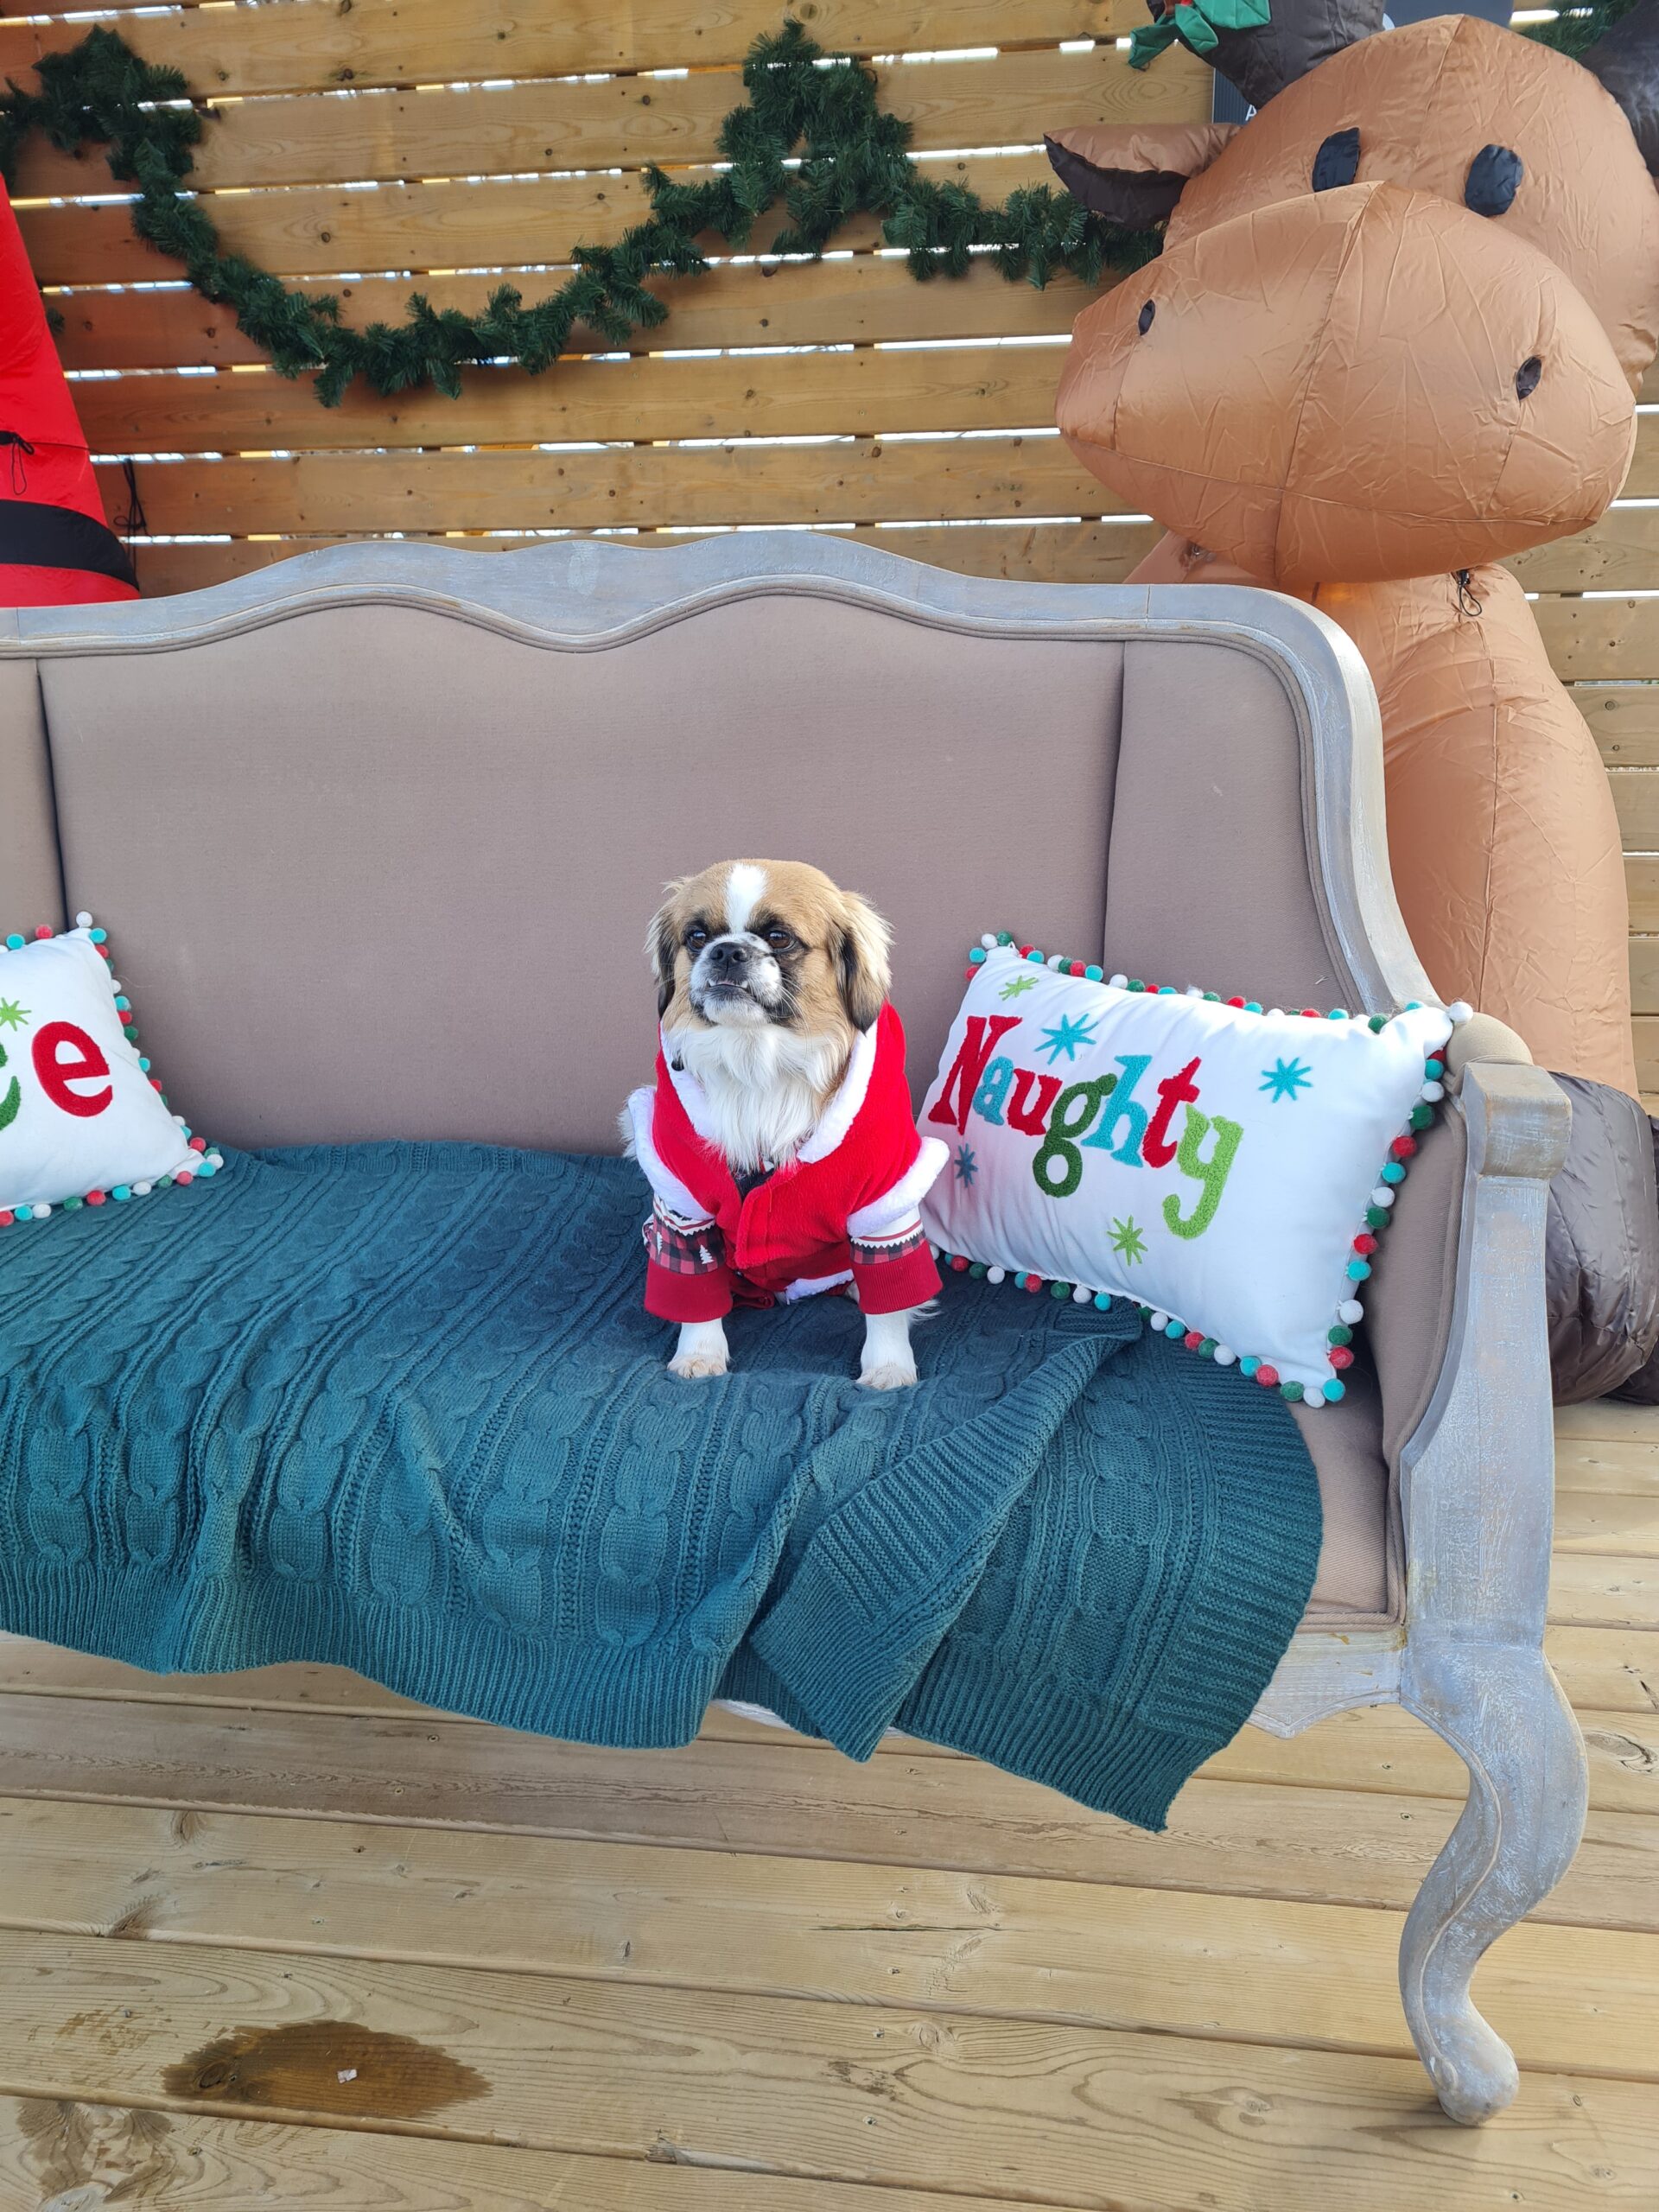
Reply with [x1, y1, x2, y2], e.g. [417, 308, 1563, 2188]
[0, 1399, 1653, 2209]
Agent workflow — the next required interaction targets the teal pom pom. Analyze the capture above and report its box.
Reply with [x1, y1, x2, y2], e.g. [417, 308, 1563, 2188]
[1084, 965, 1103, 982]
[1240, 1354, 1261, 1376]
[1405, 999, 1422, 1010]
[1346, 1257, 1372, 1281]
[1281, 1380, 1304, 1402]
[1425, 1058, 1445, 1079]
[1380, 1161, 1406, 1185]
[1244, 1001, 1262, 1014]
[88, 928, 107, 944]
[1014, 1271, 1028, 1288]
[1093, 1291, 1112, 1311]
[137, 1057, 150, 1072]
[1327, 1008, 1347, 1020]
[1027, 950, 1044, 965]
[969, 947, 987, 965]
[1323, 1378, 1346, 1402]
[112, 1185, 131, 1202]
[3, 935, 22, 950]
[113, 995, 130, 1011]
[1164, 1319, 1184, 1338]
[1157, 985, 1176, 995]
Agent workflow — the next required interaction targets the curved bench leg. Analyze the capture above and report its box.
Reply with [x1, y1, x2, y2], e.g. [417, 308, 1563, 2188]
[1398, 1643, 1587, 2125]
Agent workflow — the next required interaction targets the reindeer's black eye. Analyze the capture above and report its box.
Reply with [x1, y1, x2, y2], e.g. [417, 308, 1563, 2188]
[1313, 127, 1360, 191]
[1516, 355, 1542, 399]
[1137, 300, 1155, 334]
[1466, 145, 1522, 216]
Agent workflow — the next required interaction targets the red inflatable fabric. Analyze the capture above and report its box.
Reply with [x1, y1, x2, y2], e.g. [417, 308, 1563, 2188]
[0, 179, 137, 607]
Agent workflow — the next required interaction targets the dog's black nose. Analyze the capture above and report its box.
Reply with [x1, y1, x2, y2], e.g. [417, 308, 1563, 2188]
[705, 939, 747, 970]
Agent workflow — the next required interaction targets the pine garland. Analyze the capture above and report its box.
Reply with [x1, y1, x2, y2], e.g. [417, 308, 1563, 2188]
[0, 19, 1160, 409]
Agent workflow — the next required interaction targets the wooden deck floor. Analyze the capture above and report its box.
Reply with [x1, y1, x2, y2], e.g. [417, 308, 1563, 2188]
[0, 1400, 1652, 2209]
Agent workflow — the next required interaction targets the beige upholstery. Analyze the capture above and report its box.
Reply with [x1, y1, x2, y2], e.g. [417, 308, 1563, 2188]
[0, 560, 1465, 1624]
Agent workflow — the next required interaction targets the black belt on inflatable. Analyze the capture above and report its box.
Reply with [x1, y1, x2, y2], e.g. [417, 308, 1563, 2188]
[0, 497, 137, 588]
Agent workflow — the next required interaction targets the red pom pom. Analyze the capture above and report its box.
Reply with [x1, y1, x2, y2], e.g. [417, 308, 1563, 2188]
[950, 1254, 969, 1271]
[188, 1135, 207, 1152]
[97, 944, 111, 960]
[118, 1008, 134, 1025]
[1025, 1275, 1043, 1294]
[1255, 1363, 1280, 1387]
[33, 925, 51, 941]
[1300, 1007, 1319, 1018]
[964, 968, 976, 982]
[1226, 996, 1245, 1008]
[85, 1189, 105, 1205]
[149, 1077, 162, 1090]
[1068, 961, 1085, 977]
[175, 1170, 194, 1186]
[1352, 1232, 1378, 1255]
[0, 1211, 11, 1227]
[1391, 1135, 1418, 1160]
[1330, 1345, 1355, 1370]
[1017, 945, 1034, 958]
[1183, 1329, 1203, 1351]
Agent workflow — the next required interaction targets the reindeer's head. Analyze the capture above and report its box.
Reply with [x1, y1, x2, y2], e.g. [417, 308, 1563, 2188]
[1048, 3, 1659, 585]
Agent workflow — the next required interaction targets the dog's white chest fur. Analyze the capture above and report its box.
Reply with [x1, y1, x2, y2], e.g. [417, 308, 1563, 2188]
[666, 1021, 846, 1173]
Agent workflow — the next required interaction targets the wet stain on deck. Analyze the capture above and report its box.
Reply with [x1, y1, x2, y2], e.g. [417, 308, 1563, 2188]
[160, 2019, 489, 2120]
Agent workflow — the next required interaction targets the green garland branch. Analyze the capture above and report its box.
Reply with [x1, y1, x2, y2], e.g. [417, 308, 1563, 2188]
[0, 20, 1160, 408]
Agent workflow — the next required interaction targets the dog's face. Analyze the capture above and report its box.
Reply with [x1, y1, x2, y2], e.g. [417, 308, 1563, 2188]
[648, 860, 892, 1040]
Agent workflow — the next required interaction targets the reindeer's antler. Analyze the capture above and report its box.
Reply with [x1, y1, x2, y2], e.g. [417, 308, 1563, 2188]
[1130, 0, 1385, 113]
[1583, 0, 1659, 173]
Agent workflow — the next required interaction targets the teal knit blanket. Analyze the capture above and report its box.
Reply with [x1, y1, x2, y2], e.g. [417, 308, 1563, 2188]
[0, 1142, 1320, 1829]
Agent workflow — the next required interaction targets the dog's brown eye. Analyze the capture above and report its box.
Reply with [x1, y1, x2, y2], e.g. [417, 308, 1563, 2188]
[685, 926, 707, 948]
[765, 927, 794, 950]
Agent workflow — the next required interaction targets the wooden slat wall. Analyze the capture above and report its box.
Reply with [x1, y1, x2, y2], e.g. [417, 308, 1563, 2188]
[5, 0, 1652, 1055]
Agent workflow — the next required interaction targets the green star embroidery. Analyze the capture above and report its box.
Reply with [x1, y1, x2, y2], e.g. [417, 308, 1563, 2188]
[1260, 1057, 1313, 1103]
[0, 1000, 27, 1032]
[1110, 1216, 1147, 1265]
[998, 973, 1038, 1000]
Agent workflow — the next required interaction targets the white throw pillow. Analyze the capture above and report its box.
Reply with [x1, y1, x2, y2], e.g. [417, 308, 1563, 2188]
[919, 937, 1461, 1405]
[0, 917, 219, 1224]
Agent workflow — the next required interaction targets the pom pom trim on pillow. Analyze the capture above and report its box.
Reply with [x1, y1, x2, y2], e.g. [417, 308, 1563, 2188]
[0, 914, 224, 1226]
[927, 932, 1471, 1409]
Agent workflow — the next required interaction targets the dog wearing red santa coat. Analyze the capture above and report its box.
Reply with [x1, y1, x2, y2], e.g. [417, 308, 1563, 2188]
[626, 861, 945, 1388]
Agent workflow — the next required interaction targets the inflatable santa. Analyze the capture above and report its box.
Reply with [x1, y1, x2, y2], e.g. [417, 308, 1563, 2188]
[0, 180, 137, 607]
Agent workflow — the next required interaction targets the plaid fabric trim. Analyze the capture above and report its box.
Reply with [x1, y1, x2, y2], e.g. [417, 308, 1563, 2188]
[849, 1220, 927, 1268]
[644, 1202, 725, 1276]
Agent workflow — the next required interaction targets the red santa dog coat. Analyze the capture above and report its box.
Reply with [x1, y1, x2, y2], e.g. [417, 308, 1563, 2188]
[627, 1002, 947, 1323]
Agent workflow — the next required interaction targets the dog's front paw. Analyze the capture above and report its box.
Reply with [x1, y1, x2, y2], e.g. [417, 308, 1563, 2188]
[859, 1360, 918, 1391]
[670, 1350, 729, 1380]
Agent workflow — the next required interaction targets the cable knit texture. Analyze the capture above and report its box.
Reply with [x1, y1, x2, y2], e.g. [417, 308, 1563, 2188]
[0, 1141, 1322, 1827]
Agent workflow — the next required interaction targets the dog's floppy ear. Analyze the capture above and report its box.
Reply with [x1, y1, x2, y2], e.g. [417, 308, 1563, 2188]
[832, 891, 892, 1033]
[645, 883, 684, 1019]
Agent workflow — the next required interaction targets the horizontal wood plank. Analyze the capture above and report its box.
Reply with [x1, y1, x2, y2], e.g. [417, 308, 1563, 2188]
[21, 150, 1061, 286]
[76, 345, 1071, 455]
[1508, 507, 1659, 594]
[1549, 1552, 1659, 1630]
[1611, 766, 1659, 848]
[0, 2097, 1000, 2212]
[0, 1793, 1650, 2080]
[2, 1924, 1653, 2209]
[51, 253, 1096, 374]
[11, 46, 1211, 199]
[0, 1691, 1651, 1929]
[0, 1633, 1652, 1813]
[93, 437, 1111, 534]
[1534, 587, 1659, 683]
[0, 2, 1141, 101]
[1574, 682, 1659, 766]
[1629, 855, 1659, 931]
[1631, 1014, 1659, 1092]
[1633, 936, 1659, 1016]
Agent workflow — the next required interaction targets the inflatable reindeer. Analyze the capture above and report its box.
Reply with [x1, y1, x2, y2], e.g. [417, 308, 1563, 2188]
[1047, 0, 1659, 1398]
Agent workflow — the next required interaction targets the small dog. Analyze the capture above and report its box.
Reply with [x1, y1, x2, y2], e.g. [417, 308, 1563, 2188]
[625, 860, 945, 1388]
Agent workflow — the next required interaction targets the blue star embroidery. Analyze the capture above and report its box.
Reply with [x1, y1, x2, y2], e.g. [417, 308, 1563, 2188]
[953, 1142, 978, 1188]
[1036, 1012, 1099, 1065]
[1261, 1057, 1313, 1103]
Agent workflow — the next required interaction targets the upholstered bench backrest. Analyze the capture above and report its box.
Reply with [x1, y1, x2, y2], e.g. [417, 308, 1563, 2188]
[0, 538, 1420, 1155]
